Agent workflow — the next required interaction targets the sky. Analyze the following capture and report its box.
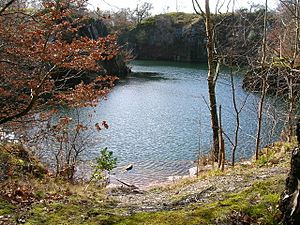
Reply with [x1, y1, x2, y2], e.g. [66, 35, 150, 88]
[88, 0, 279, 14]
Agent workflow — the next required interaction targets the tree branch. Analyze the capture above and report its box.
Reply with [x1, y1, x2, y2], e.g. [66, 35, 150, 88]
[192, 0, 204, 15]
[0, 0, 17, 16]
[0, 60, 18, 65]
[0, 65, 57, 125]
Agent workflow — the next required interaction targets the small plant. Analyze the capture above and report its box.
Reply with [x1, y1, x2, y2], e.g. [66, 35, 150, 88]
[85, 148, 117, 189]
[95, 148, 117, 173]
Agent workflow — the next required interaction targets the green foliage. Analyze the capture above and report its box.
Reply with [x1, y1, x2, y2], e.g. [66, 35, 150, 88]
[26, 201, 122, 225]
[34, 190, 46, 199]
[0, 199, 14, 216]
[271, 56, 293, 68]
[140, 12, 199, 27]
[92, 148, 117, 181]
[140, 17, 156, 26]
[170, 12, 199, 24]
[96, 148, 117, 172]
[255, 141, 295, 167]
[255, 151, 275, 167]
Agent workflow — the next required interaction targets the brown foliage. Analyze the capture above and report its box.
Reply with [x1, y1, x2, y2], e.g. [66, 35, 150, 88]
[0, 0, 120, 125]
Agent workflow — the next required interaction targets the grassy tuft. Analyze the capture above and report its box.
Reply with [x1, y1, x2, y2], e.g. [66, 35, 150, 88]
[0, 199, 14, 216]
[255, 141, 295, 167]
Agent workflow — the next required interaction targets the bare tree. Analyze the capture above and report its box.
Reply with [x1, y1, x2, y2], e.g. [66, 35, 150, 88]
[43, 109, 108, 181]
[270, 0, 300, 141]
[255, 70, 268, 160]
[287, 0, 300, 140]
[230, 72, 249, 166]
[133, 2, 153, 24]
[193, 0, 220, 161]
[254, 0, 269, 160]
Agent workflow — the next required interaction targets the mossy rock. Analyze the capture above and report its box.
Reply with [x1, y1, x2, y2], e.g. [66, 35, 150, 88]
[0, 143, 47, 180]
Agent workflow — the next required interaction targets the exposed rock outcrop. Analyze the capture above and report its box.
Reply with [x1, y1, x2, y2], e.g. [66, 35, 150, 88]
[78, 19, 109, 39]
[120, 11, 270, 64]
[120, 13, 207, 62]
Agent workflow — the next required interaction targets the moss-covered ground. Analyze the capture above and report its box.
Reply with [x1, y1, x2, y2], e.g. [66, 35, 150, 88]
[0, 141, 293, 224]
[0, 175, 280, 225]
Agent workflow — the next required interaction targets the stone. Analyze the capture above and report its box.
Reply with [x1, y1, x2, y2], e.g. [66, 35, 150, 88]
[167, 176, 182, 182]
[240, 161, 252, 166]
[124, 164, 133, 171]
[189, 167, 198, 177]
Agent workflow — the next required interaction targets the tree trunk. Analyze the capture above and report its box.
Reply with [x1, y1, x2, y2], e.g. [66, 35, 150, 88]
[205, 0, 219, 161]
[280, 121, 300, 224]
[218, 105, 225, 171]
[208, 79, 219, 161]
[230, 73, 240, 167]
[287, 75, 296, 141]
[255, 77, 267, 160]
[255, 0, 268, 160]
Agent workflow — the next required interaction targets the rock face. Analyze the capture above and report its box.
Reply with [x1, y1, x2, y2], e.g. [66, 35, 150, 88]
[78, 19, 109, 39]
[121, 13, 207, 62]
[120, 11, 268, 63]
[280, 122, 300, 224]
[79, 19, 130, 77]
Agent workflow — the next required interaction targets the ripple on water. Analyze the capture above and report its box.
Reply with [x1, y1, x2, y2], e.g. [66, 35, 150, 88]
[111, 160, 194, 187]
[54, 60, 285, 187]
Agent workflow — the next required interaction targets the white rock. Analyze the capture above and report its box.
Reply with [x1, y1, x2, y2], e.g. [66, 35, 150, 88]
[106, 183, 122, 189]
[167, 176, 182, 182]
[189, 167, 198, 177]
[240, 161, 252, 166]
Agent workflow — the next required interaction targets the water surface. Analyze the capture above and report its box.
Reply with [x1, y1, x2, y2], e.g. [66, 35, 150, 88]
[59, 60, 285, 186]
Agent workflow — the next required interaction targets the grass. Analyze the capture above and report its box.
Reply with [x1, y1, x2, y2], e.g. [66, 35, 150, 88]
[140, 12, 200, 27]
[7, 178, 119, 225]
[17, 175, 284, 225]
[0, 199, 14, 216]
[151, 168, 226, 193]
[0, 141, 292, 224]
[255, 140, 296, 167]
[114, 176, 285, 225]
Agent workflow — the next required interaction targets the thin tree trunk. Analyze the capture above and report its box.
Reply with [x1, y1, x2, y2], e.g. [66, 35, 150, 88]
[218, 105, 225, 171]
[0, 65, 57, 125]
[0, 0, 16, 15]
[287, 76, 296, 141]
[230, 74, 240, 167]
[255, 78, 267, 160]
[261, 0, 268, 64]
[293, 0, 300, 60]
[192, 0, 220, 162]
[255, 0, 268, 160]
[205, 0, 219, 161]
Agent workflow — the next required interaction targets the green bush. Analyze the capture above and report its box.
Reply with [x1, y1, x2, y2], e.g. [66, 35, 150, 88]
[91, 148, 117, 184]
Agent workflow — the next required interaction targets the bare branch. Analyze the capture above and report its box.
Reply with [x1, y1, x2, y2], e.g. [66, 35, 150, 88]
[0, 59, 18, 65]
[0, 0, 17, 16]
[0, 65, 57, 125]
[192, 0, 204, 15]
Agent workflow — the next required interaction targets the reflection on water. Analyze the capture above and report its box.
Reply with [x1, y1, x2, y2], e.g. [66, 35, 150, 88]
[55, 60, 285, 187]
